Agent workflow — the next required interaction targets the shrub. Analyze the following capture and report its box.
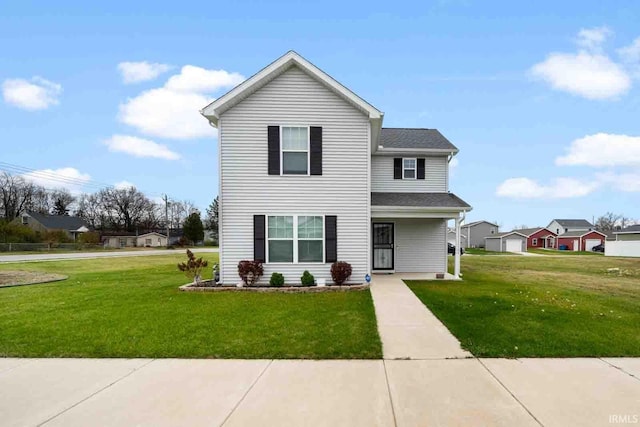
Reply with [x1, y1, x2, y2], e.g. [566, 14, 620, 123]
[269, 272, 285, 287]
[78, 231, 100, 245]
[238, 260, 264, 286]
[331, 261, 352, 285]
[177, 249, 209, 284]
[300, 270, 315, 286]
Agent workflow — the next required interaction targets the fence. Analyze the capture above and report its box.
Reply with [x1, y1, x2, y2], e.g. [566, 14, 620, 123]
[605, 241, 640, 258]
[0, 243, 103, 252]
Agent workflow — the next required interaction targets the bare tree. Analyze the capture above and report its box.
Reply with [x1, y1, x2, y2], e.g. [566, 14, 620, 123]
[595, 212, 636, 231]
[0, 172, 35, 221]
[27, 186, 51, 214]
[99, 187, 153, 231]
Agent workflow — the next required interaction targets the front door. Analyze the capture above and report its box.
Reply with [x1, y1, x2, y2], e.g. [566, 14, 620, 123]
[373, 223, 394, 270]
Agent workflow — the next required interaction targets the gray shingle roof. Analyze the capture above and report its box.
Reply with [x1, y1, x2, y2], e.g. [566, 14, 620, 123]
[552, 219, 593, 228]
[27, 211, 89, 231]
[512, 227, 555, 237]
[558, 230, 604, 237]
[371, 192, 470, 208]
[464, 220, 498, 228]
[615, 225, 640, 234]
[485, 231, 526, 239]
[379, 128, 458, 151]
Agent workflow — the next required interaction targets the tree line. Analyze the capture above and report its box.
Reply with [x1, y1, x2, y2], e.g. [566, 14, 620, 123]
[0, 171, 218, 239]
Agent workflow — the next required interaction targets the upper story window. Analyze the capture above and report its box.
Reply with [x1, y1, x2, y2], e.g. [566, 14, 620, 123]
[21, 215, 28, 225]
[403, 158, 416, 179]
[281, 126, 309, 175]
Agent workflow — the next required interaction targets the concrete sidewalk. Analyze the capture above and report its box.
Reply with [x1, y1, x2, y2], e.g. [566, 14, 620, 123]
[0, 248, 218, 263]
[1, 357, 638, 426]
[370, 273, 471, 359]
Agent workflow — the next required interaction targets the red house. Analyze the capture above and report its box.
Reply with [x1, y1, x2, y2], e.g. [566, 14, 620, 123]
[514, 228, 558, 249]
[557, 230, 606, 251]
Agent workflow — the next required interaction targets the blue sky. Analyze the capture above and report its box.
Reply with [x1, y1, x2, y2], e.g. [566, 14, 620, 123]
[1, 0, 639, 230]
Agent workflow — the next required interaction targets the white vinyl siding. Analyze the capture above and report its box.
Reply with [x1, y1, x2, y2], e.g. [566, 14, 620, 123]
[219, 65, 369, 285]
[375, 218, 447, 272]
[372, 155, 448, 192]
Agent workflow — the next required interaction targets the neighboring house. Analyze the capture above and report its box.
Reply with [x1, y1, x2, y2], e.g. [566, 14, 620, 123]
[103, 232, 169, 248]
[547, 219, 593, 236]
[201, 51, 471, 285]
[14, 211, 89, 241]
[607, 225, 640, 257]
[461, 220, 498, 248]
[447, 228, 467, 246]
[485, 231, 527, 253]
[614, 225, 640, 241]
[557, 230, 606, 251]
[513, 227, 557, 249]
[103, 233, 137, 248]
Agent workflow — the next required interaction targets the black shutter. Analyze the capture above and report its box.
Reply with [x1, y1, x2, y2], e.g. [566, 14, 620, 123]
[393, 158, 402, 179]
[254, 215, 265, 262]
[325, 216, 337, 263]
[417, 158, 425, 179]
[310, 126, 322, 175]
[267, 126, 280, 175]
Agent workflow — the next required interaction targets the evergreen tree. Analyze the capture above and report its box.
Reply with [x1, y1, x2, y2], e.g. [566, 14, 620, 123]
[183, 211, 204, 244]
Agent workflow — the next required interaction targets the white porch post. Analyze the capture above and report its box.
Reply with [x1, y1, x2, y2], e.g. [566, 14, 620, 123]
[454, 216, 462, 278]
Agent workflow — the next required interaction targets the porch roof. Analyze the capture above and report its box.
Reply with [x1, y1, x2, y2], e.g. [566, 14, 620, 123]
[371, 192, 471, 210]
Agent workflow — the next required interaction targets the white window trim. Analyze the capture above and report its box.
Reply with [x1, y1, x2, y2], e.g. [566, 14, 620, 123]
[280, 125, 310, 176]
[266, 214, 325, 264]
[402, 157, 417, 179]
[532, 238, 538, 246]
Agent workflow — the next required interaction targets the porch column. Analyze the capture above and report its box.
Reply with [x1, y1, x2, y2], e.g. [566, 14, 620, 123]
[454, 216, 461, 278]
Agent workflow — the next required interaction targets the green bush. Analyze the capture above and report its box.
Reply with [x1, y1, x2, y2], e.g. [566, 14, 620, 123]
[269, 272, 285, 287]
[300, 270, 315, 286]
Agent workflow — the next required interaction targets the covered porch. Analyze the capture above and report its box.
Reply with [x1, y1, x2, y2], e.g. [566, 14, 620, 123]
[371, 192, 471, 279]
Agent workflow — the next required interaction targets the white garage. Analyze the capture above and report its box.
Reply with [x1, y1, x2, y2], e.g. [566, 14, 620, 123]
[585, 239, 601, 251]
[485, 231, 527, 253]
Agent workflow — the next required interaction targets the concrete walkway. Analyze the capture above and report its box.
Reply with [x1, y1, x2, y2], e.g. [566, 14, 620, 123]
[370, 273, 471, 359]
[1, 357, 638, 426]
[0, 248, 218, 263]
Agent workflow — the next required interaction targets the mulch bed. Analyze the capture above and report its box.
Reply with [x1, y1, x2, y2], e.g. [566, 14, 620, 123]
[0, 271, 68, 288]
[180, 280, 369, 293]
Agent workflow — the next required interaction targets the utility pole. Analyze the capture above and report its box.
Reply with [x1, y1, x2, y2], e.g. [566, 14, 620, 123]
[163, 194, 170, 247]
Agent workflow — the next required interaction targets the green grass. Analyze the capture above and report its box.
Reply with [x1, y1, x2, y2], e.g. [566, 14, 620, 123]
[406, 255, 640, 357]
[528, 248, 603, 256]
[0, 254, 381, 359]
[464, 248, 511, 255]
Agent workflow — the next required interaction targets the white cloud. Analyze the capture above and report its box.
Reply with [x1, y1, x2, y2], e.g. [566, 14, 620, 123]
[496, 177, 599, 199]
[114, 180, 135, 189]
[597, 172, 640, 192]
[118, 65, 244, 139]
[104, 135, 180, 160]
[2, 77, 62, 110]
[576, 26, 612, 52]
[164, 65, 244, 92]
[117, 61, 172, 84]
[618, 37, 640, 67]
[530, 52, 630, 100]
[556, 133, 640, 167]
[22, 167, 90, 193]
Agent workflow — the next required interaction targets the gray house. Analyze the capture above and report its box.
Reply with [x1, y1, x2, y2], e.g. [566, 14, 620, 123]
[461, 220, 498, 248]
[14, 211, 89, 241]
[547, 219, 593, 236]
[201, 51, 471, 285]
[485, 231, 527, 253]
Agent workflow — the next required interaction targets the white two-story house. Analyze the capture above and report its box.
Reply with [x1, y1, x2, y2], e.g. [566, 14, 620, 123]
[201, 51, 471, 285]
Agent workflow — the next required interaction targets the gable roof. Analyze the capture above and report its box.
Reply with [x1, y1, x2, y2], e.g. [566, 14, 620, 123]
[201, 51, 383, 127]
[25, 211, 89, 231]
[557, 230, 606, 238]
[613, 225, 640, 234]
[463, 220, 498, 228]
[512, 227, 556, 237]
[549, 219, 593, 228]
[371, 192, 471, 209]
[378, 128, 458, 152]
[485, 231, 527, 239]
[138, 232, 167, 238]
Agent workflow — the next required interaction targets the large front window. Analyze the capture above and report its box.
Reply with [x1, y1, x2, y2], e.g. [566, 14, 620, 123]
[281, 126, 309, 175]
[268, 215, 324, 263]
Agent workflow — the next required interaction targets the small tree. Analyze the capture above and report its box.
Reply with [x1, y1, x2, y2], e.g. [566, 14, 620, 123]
[204, 196, 219, 243]
[177, 249, 209, 284]
[183, 211, 204, 245]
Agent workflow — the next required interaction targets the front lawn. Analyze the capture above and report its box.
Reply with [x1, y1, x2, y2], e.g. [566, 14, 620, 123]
[0, 254, 381, 359]
[528, 248, 603, 256]
[406, 255, 640, 357]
